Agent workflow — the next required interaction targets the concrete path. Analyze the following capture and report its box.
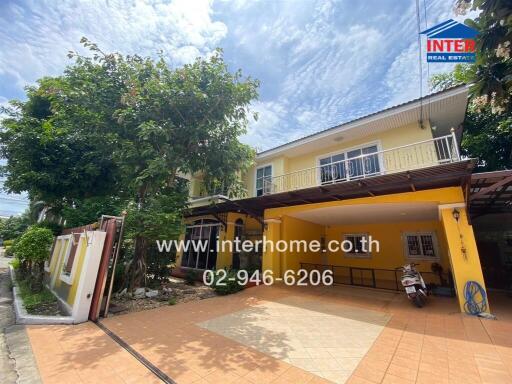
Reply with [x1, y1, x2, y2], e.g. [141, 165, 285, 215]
[0, 254, 42, 384]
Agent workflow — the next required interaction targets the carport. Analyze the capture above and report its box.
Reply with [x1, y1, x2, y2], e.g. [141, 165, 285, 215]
[470, 170, 512, 290]
[284, 201, 454, 293]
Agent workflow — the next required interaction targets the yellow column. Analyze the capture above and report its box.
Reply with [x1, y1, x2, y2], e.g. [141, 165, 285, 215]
[440, 206, 489, 313]
[262, 218, 282, 279]
[216, 222, 234, 269]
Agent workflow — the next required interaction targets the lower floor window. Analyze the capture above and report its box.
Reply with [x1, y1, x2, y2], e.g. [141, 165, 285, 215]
[182, 219, 219, 270]
[404, 232, 439, 260]
[343, 233, 370, 258]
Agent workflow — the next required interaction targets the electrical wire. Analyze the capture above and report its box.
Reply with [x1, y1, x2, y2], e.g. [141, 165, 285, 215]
[415, 0, 424, 128]
[423, 0, 432, 123]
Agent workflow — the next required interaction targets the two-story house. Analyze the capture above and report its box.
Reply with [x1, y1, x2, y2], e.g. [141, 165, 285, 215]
[177, 84, 488, 312]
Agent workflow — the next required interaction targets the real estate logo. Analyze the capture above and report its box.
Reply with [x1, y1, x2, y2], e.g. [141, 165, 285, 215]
[420, 19, 478, 63]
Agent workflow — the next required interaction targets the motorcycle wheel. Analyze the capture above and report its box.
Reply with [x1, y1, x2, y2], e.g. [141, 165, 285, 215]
[413, 294, 425, 308]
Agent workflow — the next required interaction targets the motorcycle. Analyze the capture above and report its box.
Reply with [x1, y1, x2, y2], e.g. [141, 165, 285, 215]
[397, 263, 429, 307]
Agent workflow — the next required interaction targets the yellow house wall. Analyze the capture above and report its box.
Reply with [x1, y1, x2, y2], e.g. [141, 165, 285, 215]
[286, 122, 433, 174]
[262, 187, 489, 312]
[246, 157, 288, 198]
[263, 188, 464, 274]
[281, 216, 325, 273]
[247, 122, 434, 197]
[264, 187, 465, 219]
[324, 221, 449, 271]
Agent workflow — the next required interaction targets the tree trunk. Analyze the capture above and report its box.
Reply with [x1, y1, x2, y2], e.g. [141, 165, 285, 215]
[128, 235, 147, 290]
[30, 261, 45, 292]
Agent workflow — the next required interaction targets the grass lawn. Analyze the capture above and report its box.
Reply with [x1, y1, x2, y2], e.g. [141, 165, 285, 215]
[17, 279, 62, 315]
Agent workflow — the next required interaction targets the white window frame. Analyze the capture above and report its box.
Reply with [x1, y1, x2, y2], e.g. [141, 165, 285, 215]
[343, 233, 371, 259]
[403, 231, 440, 261]
[255, 164, 273, 196]
[60, 233, 83, 285]
[45, 238, 63, 273]
[182, 219, 221, 270]
[316, 140, 384, 185]
[48, 235, 72, 287]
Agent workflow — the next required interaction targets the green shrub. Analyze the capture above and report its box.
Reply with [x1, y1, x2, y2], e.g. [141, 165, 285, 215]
[168, 298, 176, 305]
[3, 239, 14, 247]
[185, 269, 197, 285]
[5, 246, 14, 257]
[10, 258, 21, 269]
[146, 244, 175, 287]
[212, 269, 244, 295]
[13, 226, 54, 291]
[13, 226, 54, 263]
[17, 279, 57, 313]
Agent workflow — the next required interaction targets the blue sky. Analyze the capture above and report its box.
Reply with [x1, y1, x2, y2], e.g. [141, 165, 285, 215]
[0, 0, 472, 215]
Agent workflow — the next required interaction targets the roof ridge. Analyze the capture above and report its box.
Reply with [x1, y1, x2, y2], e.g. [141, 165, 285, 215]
[256, 84, 468, 156]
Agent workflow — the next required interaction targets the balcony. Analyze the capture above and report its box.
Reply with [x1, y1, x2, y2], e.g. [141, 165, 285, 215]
[262, 133, 461, 195]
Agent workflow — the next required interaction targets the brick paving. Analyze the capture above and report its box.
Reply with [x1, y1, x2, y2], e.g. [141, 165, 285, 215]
[26, 284, 512, 384]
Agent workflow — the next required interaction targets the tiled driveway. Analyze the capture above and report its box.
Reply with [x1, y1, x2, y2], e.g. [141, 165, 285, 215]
[26, 284, 512, 384]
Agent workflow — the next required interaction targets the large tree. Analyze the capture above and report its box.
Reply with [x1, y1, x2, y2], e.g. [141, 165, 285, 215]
[432, 65, 512, 171]
[1, 39, 258, 287]
[429, 1, 512, 171]
[455, 0, 512, 113]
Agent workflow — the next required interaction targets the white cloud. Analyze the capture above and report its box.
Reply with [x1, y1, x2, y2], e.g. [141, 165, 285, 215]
[241, 101, 288, 152]
[0, 0, 227, 96]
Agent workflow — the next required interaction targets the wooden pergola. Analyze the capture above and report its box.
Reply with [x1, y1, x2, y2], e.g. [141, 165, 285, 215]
[189, 160, 476, 221]
[470, 170, 512, 218]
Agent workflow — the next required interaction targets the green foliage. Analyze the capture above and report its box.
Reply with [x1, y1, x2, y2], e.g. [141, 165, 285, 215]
[0, 215, 30, 241]
[112, 262, 126, 293]
[17, 279, 57, 313]
[430, 64, 512, 171]
[33, 220, 63, 236]
[0, 79, 120, 204]
[168, 297, 177, 306]
[146, 244, 175, 287]
[455, 0, 512, 113]
[211, 269, 245, 295]
[10, 258, 21, 269]
[462, 109, 512, 170]
[3, 239, 14, 247]
[13, 226, 54, 263]
[185, 269, 198, 285]
[1, 38, 259, 288]
[430, 64, 475, 92]
[5, 246, 14, 257]
[124, 182, 188, 243]
[60, 196, 125, 228]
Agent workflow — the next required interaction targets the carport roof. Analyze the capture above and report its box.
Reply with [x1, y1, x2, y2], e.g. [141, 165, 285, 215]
[470, 170, 512, 217]
[188, 160, 476, 218]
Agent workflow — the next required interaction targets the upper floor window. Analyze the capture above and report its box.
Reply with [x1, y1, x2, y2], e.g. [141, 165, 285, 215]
[319, 144, 380, 184]
[256, 165, 272, 196]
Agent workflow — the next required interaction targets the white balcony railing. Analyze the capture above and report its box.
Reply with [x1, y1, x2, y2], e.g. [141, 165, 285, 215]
[262, 132, 460, 195]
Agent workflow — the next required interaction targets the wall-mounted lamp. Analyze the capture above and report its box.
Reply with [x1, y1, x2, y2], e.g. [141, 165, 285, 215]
[452, 208, 460, 222]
